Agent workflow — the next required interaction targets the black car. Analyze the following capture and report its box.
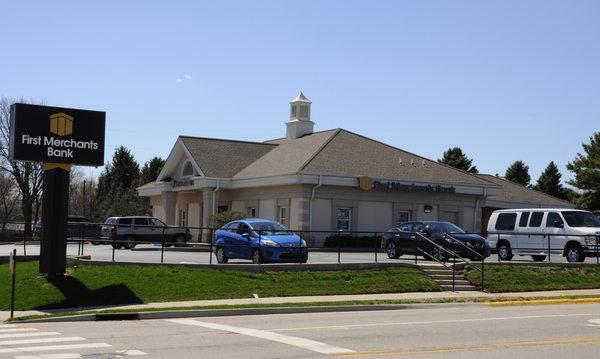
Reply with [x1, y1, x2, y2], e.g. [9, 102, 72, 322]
[33, 216, 102, 241]
[381, 221, 490, 262]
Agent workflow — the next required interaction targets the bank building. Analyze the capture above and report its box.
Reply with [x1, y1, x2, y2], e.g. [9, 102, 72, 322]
[137, 93, 573, 244]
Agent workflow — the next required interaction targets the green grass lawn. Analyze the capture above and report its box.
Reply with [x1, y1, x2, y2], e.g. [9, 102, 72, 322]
[0, 261, 439, 311]
[468, 264, 600, 293]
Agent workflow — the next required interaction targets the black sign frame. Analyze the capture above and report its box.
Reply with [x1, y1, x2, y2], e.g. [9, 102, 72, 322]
[9, 103, 105, 167]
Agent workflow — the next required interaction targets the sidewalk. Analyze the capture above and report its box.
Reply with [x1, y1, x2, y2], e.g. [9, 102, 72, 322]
[3, 288, 600, 321]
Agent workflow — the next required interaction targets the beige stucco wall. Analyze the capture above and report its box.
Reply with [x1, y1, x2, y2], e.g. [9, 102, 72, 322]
[357, 201, 393, 233]
[259, 199, 276, 220]
[231, 200, 245, 213]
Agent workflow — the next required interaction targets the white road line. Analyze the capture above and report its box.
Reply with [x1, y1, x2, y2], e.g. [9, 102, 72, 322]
[0, 332, 61, 339]
[0, 328, 37, 334]
[271, 312, 600, 332]
[0, 343, 112, 354]
[0, 325, 16, 329]
[588, 319, 600, 327]
[0, 336, 85, 346]
[14, 354, 82, 359]
[115, 349, 147, 356]
[167, 318, 355, 354]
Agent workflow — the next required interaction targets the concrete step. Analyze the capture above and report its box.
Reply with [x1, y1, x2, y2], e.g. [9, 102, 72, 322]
[428, 274, 456, 280]
[435, 279, 471, 285]
[422, 269, 454, 275]
[440, 284, 478, 291]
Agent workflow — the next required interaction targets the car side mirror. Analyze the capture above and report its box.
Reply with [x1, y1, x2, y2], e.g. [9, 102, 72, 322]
[420, 228, 431, 237]
[553, 220, 564, 228]
[241, 232, 251, 240]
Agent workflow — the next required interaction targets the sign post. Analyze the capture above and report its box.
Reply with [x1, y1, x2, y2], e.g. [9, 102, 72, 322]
[9, 104, 105, 275]
[9, 249, 16, 319]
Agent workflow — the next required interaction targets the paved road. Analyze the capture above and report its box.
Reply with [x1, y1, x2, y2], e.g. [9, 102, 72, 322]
[2, 242, 597, 265]
[1, 303, 599, 358]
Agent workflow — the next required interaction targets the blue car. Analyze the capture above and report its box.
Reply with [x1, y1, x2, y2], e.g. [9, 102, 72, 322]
[213, 219, 308, 264]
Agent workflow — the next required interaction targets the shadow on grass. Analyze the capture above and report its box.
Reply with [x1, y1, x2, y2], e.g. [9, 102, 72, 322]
[37, 275, 143, 310]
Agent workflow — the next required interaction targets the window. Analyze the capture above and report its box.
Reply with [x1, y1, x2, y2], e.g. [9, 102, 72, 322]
[398, 211, 410, 223]
[247, 207, 256, 217]
[181, 161, 194, 177]
[149, 218, 165, 227]
[413, 223, 425, 232]
[299, 105, 309, 118]
[290, 105, 297, 117]
[278, 207, 288, 225]
[399, 223, 412, 232]
[546, 212, 563, 227]
[336, 208, 351, 232]
[117, 218, 132, 226]
[518, 212, 530, 227]
[529, 212, 544, 227]
[223, 222, 239, 231]
[561, 211, 600, 227]
[238, 223, 252, 235]
[178, 209, 187, 227]
[134, 218, 148, 226]
[495, 213, 517, 231]
[217, 205, 229, 214]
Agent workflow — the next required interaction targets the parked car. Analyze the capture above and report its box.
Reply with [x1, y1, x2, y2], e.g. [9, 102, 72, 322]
[381, 221, 490, 262]
[213, 218, 308, 264]
[33, 216, 101, 241]
[101, 216, 191, 249]
[486, 208, 600, 263]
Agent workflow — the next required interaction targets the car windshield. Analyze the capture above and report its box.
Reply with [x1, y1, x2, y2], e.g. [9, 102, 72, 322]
[426, 222, 465, 234]
[250, 222, 291, 235]
[561, 211, 600, 228]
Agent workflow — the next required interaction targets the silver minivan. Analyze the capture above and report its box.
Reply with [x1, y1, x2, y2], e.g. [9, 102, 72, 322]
[487, 209, 600, 262]
[101, 216, 191, 249]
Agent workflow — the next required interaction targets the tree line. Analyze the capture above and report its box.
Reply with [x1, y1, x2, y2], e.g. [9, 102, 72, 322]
[438, 136, 600, 210]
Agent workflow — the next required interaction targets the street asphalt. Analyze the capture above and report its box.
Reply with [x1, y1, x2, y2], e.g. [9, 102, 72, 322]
[1, 302, 599, 358]
[2, 242, 595, 265]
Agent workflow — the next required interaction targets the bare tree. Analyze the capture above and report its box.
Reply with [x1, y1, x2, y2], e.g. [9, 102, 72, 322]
[69, 167, 97, 218]
[0, 97, 44, 235]
[0, 172, 20, 229]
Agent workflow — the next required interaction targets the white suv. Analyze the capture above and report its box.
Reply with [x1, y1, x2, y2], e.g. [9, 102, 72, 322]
[487, 209, 600, 262]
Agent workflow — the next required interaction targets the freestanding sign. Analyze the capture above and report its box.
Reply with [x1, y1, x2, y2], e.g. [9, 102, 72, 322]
[9, 103, 105, 275]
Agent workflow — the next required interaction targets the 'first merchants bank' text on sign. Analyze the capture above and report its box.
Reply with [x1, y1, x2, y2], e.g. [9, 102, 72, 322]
[9, 103, 105, 167]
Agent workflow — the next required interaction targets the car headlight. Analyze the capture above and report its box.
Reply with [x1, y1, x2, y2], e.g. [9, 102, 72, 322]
[584, 236, 598, 246]
[261, 239, 279, 247]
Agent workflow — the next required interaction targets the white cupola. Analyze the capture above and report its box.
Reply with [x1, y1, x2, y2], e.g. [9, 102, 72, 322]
[286, 92, 314, 139]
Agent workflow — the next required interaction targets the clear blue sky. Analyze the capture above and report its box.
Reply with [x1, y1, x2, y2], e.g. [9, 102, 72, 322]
[2, 1, 599, 183]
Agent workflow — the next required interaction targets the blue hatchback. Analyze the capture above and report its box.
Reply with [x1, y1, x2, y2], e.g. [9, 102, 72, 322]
[213, 219, 308, 264]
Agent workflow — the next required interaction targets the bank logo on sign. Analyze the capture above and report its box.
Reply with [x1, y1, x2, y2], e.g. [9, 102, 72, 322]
[359, 176, 372, 191]
[50, 113, 73, 136]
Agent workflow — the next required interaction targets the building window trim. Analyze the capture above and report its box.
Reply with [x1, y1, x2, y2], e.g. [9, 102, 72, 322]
[336, 207, 352, 232]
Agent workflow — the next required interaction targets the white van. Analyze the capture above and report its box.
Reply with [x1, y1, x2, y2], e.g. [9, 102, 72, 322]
[486, 209, 600, 262]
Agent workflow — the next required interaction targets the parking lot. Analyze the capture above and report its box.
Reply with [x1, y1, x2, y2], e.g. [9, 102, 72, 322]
[1, 241, 597, 265]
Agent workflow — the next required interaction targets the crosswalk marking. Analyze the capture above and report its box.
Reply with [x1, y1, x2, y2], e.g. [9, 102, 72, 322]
[0, 336, 86, 346]
[168, 318, 356, 354]
[115, 350, 148, 356]
[14, 354, 82, 359]
[0, 342, 112, 354]
[0, 328, 37, 334]
[0, 332, 61, 339]
[0, 325, 17, 329]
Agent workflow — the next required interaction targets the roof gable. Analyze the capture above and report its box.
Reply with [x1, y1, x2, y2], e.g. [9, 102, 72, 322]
[477, 174, 574, 207]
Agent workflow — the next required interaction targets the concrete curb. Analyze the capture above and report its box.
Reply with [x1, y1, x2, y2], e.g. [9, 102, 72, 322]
[487, 297, 600, 307]
[15, 302, 480, 323]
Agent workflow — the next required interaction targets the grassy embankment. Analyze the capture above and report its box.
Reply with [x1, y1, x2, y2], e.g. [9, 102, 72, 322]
[0, 261, 439, 311]
[467, 264, 600, 293]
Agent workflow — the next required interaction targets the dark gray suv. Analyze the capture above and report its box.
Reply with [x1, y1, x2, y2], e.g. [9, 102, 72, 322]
[101, 216, 191, 249]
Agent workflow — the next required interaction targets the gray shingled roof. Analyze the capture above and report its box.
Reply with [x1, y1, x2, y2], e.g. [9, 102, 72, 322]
[299, 130, 494, 186]
[179, 136, 276, 178]
[233, 129, 339, 178]
[477, 174, 574, 207]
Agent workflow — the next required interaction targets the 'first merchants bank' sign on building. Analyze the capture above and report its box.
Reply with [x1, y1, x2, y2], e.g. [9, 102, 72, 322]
[9, 103, 105, 166]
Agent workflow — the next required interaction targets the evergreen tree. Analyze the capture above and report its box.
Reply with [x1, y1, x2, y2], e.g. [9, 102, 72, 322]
[140, 157, 166, 185]
[505, 160, 531, 187]
[566, 132, 600, 210]
[534, 161, 567, 200]
[92, 146, 150, 221]
[438, 147, 478, 173]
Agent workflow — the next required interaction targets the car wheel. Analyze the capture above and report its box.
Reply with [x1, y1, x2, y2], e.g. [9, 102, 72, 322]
[431, 246, 447, 262]
[216, 247, 228, 264]
[123, 236, 136, 250]
[531, 255, 547, 262]
[497, 242, 513, 261]
[111, 243, 123, 250]
[172, 234, 186, 247]
[565, 246, 584, 263]
[252, 249, 262, 264]
[386, 242, 400, 259]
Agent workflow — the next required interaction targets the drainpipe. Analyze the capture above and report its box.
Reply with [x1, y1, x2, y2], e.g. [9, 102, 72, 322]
[309, 175, 323, 231]
[212, 179, 220, 216]
[475, 187, 487, 233]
